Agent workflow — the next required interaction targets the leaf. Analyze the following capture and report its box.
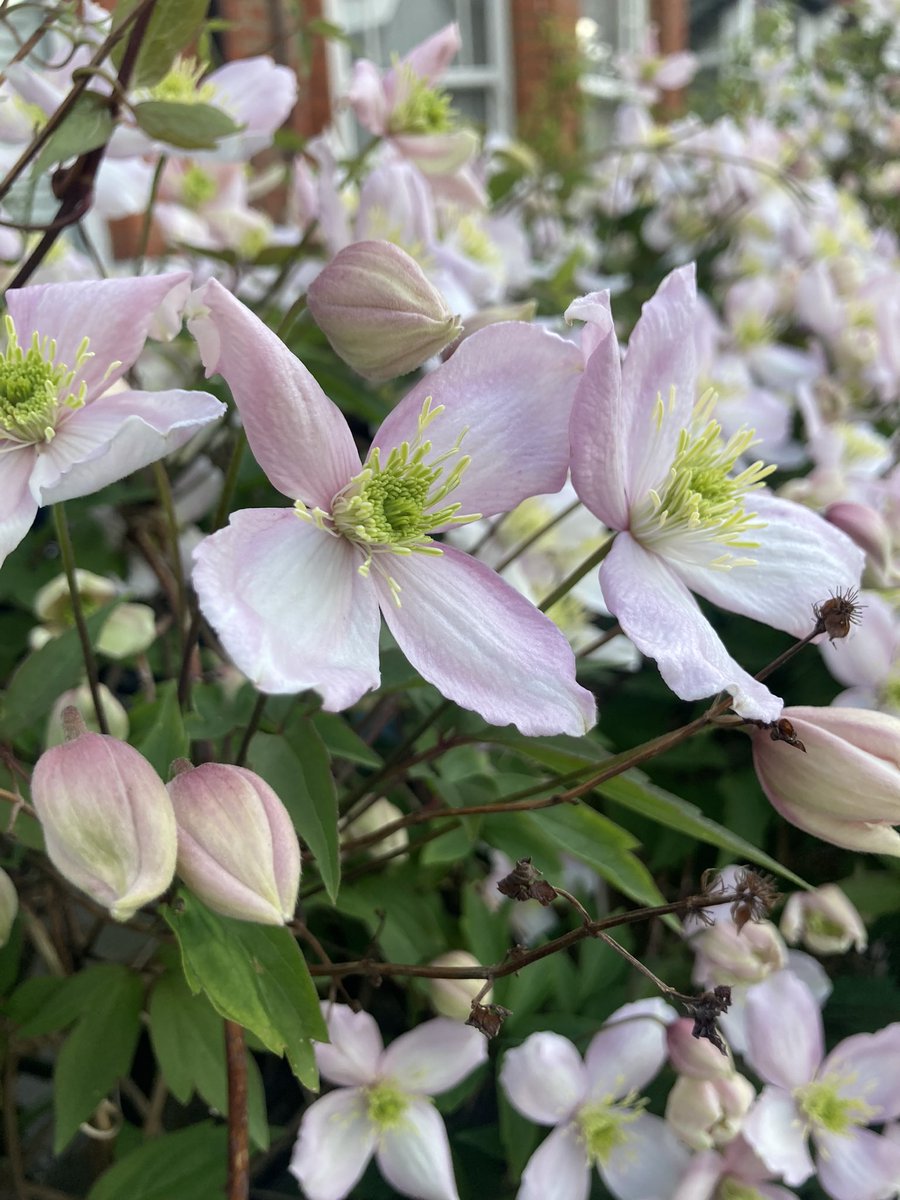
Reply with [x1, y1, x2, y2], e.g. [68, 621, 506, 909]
[0, 604, 117, 740]
[35, 92, 113, 170]
[312, 712, 383, 768]
[112, 0, 209, 89]
[87, 1123, 227, 1200]
[132, 100, 241, 149]
[163, 890, 326, 1089]
[133, 681, 187, 777]
[249, 725, 340, 903]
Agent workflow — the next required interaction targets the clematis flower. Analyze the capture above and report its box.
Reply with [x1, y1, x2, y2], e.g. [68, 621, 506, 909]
[289, 1002, 487, 1200]
[742, 970, 900, 1200]
[500, 999, 689, 1200]
[569, 264, 863, 720]
[780, 884, 867, 956]
[0, 273, 224, 570]
[188, 278, 594, 735]
[672, 1137, 799, 1200]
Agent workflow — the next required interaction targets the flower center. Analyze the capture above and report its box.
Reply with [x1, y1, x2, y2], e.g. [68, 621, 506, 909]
[575, 1098, 641, 1166]
[455, 215, 501, 267]
[296, 398, 479, 601]
[720, 1181, 765, 1200]
[633, 387, 775, 567]
[390, 65, 456, 135]
[795, 1075, 876, 1136]
[366, 1081, 409, 1131]
[0, 317, 91, 446]
[804, 911, 850, 942]
[181, 164, 218, 209]
[148, 57, 216, 105]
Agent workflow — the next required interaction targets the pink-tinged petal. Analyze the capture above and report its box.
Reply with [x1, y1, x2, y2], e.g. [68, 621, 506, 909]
[602, 1112, 691, 1200]
[375, 547, 596, 735]
[820, 1025, 900, 1119]
[570, 311, 629, 530]
[764, 790, 900, 856]
[565, 289, 614, 363]
[744, 972, 823, 1089]
[373, 323, 583, 520]
[381, 1018, 487, 1095]
[192, 509, 381, 707]
[401, 23, 461, 83]
[814, 1127, 900, 1200]
[670, 1151, 722, 1200]
[674, 493, 863, 639]
[518, 1123, 591, 1200]
[500, 1033, 587, 1125]
[6, 273, 191, 400]
[622, 264, 698, 502]
[316, 1003, 383, 1086]
[392, 130, 478, 175]
[289, 1088, 376, 1200]
[599, 534, 783, 720]
[376, 1098, 460, 1200]
[188, 278, 360, 506]
[347, 59, 389, 133]
[0, 447, 38, 567]
[742, 1088, 814, 1187]
[207, 57, 298, 143]
[33, 388, 225, 505]
[583, 1015, 668, 1101]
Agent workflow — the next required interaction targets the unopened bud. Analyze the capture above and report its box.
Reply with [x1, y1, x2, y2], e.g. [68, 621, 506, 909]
[46, 684, 129, 746]
[308, 240, 462, 382]
[427, 951, 491, 1019]
[780, 884, 867, 955]
[31, 730, 177, 921]
[167, 763, 301, 925]
[0, 867, 18, 947]
[343, 797, 409, 862]
[667, 1018, 735, 1079]
[691, 921, 787, 986]
[665, 1073, 755, 1150]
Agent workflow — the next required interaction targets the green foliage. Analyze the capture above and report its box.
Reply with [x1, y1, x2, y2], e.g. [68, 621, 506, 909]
[112, 0, 210, 89]
[86, 1123, 228, 1200]
[34, 92, 113, 170]
[132, 100, 241, 150]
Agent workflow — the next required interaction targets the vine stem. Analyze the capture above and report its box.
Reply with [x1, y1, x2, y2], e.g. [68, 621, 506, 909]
[52, 503, 108, 734]
[538, 534, 615, 613]
[224, 1021, 250, 1200]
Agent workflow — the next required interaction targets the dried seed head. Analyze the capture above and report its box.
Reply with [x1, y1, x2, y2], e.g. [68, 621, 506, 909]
[496, 857, 557, 906]
[686, 985, 733, 1055]
[768, 718, 806, 752]
[729, 867, 780, 932]
[813, 588, 863, 641]
[466, 1002, 513, 1039]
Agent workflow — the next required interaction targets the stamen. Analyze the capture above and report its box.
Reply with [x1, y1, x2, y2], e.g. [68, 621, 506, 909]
[0, 316, 92, 446]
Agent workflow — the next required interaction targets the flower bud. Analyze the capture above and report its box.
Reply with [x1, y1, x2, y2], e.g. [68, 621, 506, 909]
[167, 763, 301, 925]
[31, 719, 177, 921]
[0, 867, 18, 947]
[427, 951, 491, 1019]
[825, 501, 894, 581]
[667, 1018, 735, 1079]
[308, 240, 462, 382]
[45, 683, 129, 746]
[665, 1073, 756, 1150]
[780, 884, 867, 956]
[31, 570, 156, 659]
[342, 797, 409, 862]
[690, 920, 787, 986]
[751, 705, 900, 855]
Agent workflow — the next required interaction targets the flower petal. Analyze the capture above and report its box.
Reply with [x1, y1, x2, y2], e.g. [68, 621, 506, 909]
[744, 971, 823, 1090]
[814, 1127, 900, 1200]
[374, 545, 596, 735]
[517, 1122, 591, 1200]
[599, 533, 782, 720]
[583, 1012, 669, 1100]
[500, 1032, 588, 1125]
[764, 790, 900, 856]
[0, 447, 38, 568]
[570, 314, 630, 530]
[376, 1097, 460, 1200]
[742, 1088, 815, 1187]
[34, 388, 225, 505]
[371, 322, 583, 520]
[675, 493, 863, 639]
[316, 1002, 384, 1086]
[820, 1024, 900, 1120]
[192, 508, 381, 707]
[188, 278, 361, 506]
[602, 1112, 691, 1200]
[6, 273, 191, 400]
[381, 1018, 487, 1095]
[289, 1088, 376, 1200]
[401, 22, 461, 83]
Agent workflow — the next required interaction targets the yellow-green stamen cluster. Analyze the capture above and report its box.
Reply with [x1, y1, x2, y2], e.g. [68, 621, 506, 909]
[795, 1075, 875, 1136]
[0, 317, 91, 445]
[390, 64, 456, 135]
[634, 387, 775, 567]
[365, 1081, 409, 1131]
[181, 164, 218, 209]
[575, 1097, 642, 1166]
[297, 398, 479, 600]
[455, 215, 501, 268]
[149, 57, 216, 105]
[720, 1181, 766, 1200]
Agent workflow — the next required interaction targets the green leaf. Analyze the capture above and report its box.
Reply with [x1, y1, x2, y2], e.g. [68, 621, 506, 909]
[163, 890, 326, 1089]
[133, 681, 187, 777]
[0, 604, 117, 740]
[132, 100, 241, 149]
[148, 967, 268, 1148]
[112, 0, 210, 89]
[35, 92, 113, 170]
[312, 712, 383, 768]
[249, 725, 340, 903]
[332, 866, 449, 963]
[87, 1123, 228, 1200]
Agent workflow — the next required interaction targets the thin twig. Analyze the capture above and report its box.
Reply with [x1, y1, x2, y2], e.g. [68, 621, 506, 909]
[224, 1021, 249, 1200]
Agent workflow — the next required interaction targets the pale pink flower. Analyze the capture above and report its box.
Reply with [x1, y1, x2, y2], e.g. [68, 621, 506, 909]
[780, 884, 867, 956]
[188, 278, 594, 734]
[289, 1003, 487, 1200]
[743, 970, 900, 1200]
[673, 1137, 799, 1200]
[500, 999, 689, 1200]
[0, 273, 225, 569]
[570, 264, 863, 719]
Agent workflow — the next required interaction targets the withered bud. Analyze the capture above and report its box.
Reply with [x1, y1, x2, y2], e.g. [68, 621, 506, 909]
[813, 588, 863, 641]
[729, 867, 780, 932]
[496, 857, 557, 906]
[466, 1003, 513, 1040]
[687, 985, 733, 1055]
[768, 718, 806, 752]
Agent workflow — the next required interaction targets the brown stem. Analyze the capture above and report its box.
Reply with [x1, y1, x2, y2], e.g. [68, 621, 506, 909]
[225, 1021, 249, 1200]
